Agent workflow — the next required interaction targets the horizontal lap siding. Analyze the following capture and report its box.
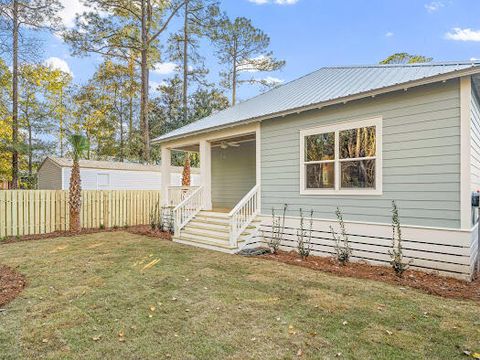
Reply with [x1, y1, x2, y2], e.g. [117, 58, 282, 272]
[211, 141, 256, 209]
[471, 88, 480, 271]
[261, 80, 461, 228]
[37, 160, 62, 190]
[471, 89, 480, 193]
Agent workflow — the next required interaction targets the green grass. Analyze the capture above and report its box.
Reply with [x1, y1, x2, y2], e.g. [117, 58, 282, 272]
[0, 232, 479, 359]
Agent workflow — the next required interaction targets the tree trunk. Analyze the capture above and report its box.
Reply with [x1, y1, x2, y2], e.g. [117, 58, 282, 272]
[140, 0, 150, 162]
[119, 97, 125, 162]
[232, 39, 237, 106]
[182, 0, 189, 120]
[27, 114, 32, 177]
[59, 87, 64, 157]
[69, 159, 81, 232]
[11, 0, 19, 189]
[128, 50, 135, 141]
[182, 153, 191, 187]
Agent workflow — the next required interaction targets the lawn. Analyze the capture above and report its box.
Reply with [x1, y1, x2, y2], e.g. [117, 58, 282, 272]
[0, 232, 479, 359]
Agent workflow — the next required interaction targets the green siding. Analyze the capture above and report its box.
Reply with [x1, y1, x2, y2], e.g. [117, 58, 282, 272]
[211, 141, 256, 209]
[471, 88, 480, 191]
[261, 80, 461, 228]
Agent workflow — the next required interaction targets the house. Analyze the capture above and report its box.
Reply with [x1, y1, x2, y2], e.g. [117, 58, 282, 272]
[37, 156, 200, 191]
[152, 61, 480, 281]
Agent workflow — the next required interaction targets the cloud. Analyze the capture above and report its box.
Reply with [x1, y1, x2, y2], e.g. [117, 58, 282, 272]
[445, 28, 480, 42]
[385, 32, 394, 38]
[59, 0, 88, 28]
[43, 57, 73, 76]
[248, 0, 299, 5]
[150, 80, 168, 94]
[425, 1, 445, 12]
[152, 62, 178, 75]
[238, 55, 268, 72]
[261, 76, 284, 86]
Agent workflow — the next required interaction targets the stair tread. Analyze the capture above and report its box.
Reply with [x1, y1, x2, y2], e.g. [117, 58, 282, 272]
[174, 235, 236, 249]
[182, 229, 229, 240]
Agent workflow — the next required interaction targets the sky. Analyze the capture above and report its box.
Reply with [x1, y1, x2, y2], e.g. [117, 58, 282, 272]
[38, 0, 480, 102]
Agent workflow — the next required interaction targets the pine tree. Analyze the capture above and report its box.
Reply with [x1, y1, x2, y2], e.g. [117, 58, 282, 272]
[213, 17, 285, 105]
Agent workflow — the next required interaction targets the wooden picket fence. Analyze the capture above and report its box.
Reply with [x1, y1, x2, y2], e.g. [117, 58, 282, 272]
[0, 190, 161, 238]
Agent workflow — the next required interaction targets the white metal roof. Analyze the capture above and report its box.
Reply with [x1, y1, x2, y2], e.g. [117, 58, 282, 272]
[45, 157, 161, 172]
[152, 61, 480, 144]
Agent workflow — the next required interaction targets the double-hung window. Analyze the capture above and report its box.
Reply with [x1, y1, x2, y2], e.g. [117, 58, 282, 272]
[300, 117, 382, 195]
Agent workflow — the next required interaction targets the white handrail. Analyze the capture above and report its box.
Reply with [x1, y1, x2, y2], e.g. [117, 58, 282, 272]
[173, 186, 204, 235]
[168, 186, 199, 206]
[229, 185, 260, 247]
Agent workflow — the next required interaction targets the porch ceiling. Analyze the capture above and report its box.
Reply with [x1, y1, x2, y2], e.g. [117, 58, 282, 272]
[210, 133, 256, 147]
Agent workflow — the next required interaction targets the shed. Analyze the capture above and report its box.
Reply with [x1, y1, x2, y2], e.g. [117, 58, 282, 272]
[37, 157, 200, 190]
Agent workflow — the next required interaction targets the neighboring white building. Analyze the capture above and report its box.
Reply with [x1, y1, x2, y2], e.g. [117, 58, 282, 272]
[37, 156, 200, 190]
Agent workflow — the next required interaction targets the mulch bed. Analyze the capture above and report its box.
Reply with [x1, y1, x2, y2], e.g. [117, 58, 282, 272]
[0, 226, 172, 245]
[260, 250, 480, 302]
[125, 225, 173, 240]
[0, 265, 26, 307]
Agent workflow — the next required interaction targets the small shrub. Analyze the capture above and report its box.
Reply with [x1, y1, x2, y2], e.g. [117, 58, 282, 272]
[389, 201, 412, 277]
[158, 206, 165, 232]
[297, 209, 313, 259]
[113, 225, 119, 230]
[167, 208, 175, 234]
[330, 207, 351, 265]
[99, 223, 105, 230]
[269, 204, 287, 254]
[150, 202, 160, 230]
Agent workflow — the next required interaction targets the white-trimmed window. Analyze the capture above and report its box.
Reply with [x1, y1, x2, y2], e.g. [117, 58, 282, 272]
[300, 117, 382, 195]
[97, 173, 110, 189]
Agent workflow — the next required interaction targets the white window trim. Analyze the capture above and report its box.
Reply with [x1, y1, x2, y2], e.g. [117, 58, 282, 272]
[96, 172, 110, 189]
[299, 116, 383, 196]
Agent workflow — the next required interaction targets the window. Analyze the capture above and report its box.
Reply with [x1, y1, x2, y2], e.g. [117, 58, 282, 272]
[97, 173, 110, 189]
[300, 117, 382, 195]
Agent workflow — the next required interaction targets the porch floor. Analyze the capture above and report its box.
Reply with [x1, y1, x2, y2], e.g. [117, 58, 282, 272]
[211, 208, 231, 213]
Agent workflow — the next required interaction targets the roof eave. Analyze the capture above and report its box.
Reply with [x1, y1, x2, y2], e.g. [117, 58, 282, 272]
[151, 66, 480, 145]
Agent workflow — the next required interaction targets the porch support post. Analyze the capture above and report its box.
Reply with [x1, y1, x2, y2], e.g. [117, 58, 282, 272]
[199, 140, 212, 210]
[161, 145, 171, 206]
[255, 123, 261, 212]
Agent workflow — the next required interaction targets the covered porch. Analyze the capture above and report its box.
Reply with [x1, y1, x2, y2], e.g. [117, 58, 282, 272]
[157, 123, 262, 252]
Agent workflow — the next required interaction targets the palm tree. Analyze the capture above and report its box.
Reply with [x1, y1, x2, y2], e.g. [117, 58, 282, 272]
[68, 134, 89, 232]
[181, 152, 191, 187]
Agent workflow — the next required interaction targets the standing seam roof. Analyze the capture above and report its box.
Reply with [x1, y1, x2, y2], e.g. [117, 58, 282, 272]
[152, 61, 480, 143]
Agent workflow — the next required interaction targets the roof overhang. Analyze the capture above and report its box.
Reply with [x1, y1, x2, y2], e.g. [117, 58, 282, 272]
[152, 66, 480, 145]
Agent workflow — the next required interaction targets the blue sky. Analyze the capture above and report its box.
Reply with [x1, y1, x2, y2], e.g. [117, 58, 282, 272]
[40, 0, 480, 102]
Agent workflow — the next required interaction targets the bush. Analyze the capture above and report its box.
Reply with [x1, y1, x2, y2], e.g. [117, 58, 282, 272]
[150, 202, 160, 230]
[389, 201, 412, 277]
[330, 207, 351, 265]
[269, 204, 287, 254]
[297, 209, 313, 259]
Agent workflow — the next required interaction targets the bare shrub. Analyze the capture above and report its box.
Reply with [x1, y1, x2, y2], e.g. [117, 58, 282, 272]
[297, 208, 313, 259]
[389, 201, 412, 277]
[269, 204, 287, 254]
[330, 207, 351, 265]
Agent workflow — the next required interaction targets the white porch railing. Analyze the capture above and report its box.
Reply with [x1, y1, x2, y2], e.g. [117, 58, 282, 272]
[168, 186, 199, 206]
[173, 186, 204, 235]
[228, 185, 260, 247]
